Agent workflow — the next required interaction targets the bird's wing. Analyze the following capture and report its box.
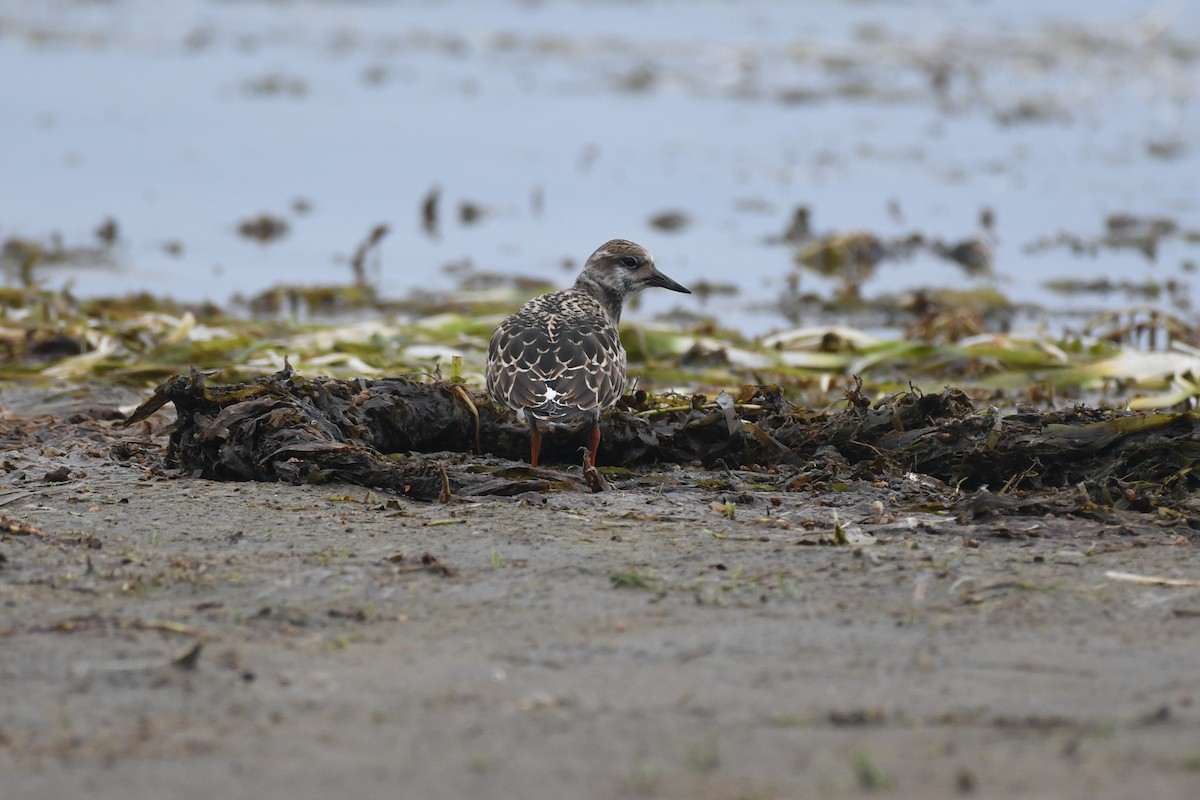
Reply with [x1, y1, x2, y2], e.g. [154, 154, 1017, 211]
[486, 303, 625, 418]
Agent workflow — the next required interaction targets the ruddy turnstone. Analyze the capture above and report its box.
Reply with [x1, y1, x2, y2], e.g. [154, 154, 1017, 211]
[486, 239, 691, 470]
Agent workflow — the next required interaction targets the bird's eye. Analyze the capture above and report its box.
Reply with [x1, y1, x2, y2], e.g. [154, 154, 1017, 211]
[620, 256, 641, 268]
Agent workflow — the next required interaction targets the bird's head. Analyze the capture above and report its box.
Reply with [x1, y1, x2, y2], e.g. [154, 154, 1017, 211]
[579, 239, 691, 298]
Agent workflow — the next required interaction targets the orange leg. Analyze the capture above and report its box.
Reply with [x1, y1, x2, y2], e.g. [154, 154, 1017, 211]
[529, 423, 542, 469]
[586, 420, 601, 470]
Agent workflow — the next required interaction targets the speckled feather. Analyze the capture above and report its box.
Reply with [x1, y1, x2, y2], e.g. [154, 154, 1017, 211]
[486, 239, 690, 432]
[486, 290, 626, 425]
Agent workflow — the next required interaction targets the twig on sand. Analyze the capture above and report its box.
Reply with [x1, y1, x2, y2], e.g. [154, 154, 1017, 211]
[1104, 570, 1200, 587]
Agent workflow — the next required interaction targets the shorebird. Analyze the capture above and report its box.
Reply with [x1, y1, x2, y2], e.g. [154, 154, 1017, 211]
[486, 239, 691, 471]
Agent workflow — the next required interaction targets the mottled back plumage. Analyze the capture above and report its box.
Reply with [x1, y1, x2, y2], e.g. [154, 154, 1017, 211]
[487, 290, 626, 425]
[486, 240, 691, 469]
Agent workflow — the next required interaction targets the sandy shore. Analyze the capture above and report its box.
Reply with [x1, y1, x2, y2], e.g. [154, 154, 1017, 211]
[2, 384, 1199, 799]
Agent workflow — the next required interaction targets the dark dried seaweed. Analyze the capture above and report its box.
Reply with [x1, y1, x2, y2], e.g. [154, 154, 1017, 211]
[127, 367, 1200, 509]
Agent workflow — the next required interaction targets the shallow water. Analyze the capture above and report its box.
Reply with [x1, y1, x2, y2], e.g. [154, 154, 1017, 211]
[2, 0, 1198, 335]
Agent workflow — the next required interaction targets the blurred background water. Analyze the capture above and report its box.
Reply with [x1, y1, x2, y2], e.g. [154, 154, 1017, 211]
[2, 0, 1197, 336]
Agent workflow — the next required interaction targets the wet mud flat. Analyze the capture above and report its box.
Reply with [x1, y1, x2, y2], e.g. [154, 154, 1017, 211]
[2, 383, 1199, 799]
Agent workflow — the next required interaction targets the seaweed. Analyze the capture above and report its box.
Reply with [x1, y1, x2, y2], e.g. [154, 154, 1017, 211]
[126, 367, 1200, 514]
[125, 366, 481, 501]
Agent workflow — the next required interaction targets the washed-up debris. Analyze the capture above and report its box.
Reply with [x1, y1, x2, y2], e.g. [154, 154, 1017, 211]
[900, 288, 1012, 343]
[459, 200, 486, 225]
[94, 217, 119, 245]
[243, 283, 379, 318]
[243, 73, 308, 97]
[648, 210, 691, 232]
[347, 223, 389, 287]
[777, 208, 997, 301]
[1042, 277, 1181, 302]
[125, 366, 475, 501]
[236, 212, 290, 243]
[795, 231, 890, 294]
[126, 366, 1200, 515]
[2, 230, 118, 287]
[776, 206, 812, 244]
[1104, 570, 1200, 587]
[993, 96, 1072, 126]
[1084, 308, 1198, 349]
[1024, 212, 1199, 261]
[1146, 138, 1188, 160]
[931, 237, 993, 275]
[1, 515, 47, 538]
[421, 185, 440, 238]
[70, 640, 203, 678]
